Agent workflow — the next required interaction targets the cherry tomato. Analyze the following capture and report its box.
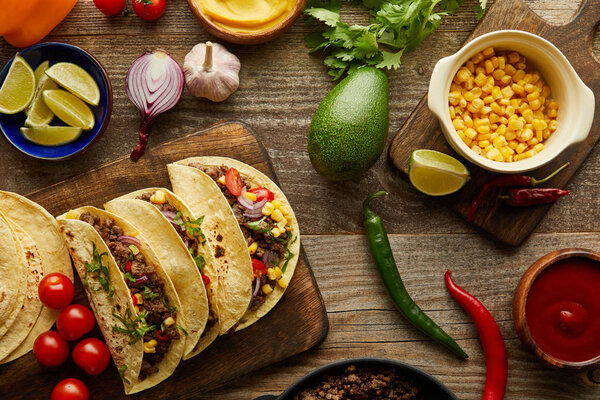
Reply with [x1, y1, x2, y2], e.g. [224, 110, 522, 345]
[249, 187, 275, 202]
[155, 330, 168, 341]
[38, 273, 74, 309]
[51, 378, 89, 400]
[93, 0, 125, 16]
[72, 338, 111, 376]
[57, 305, 96, 341]
[132, 0, 165, 21]
[252, 258, 267, 278]
[33, 331, 69, 367]
[225, 168, 243, 196]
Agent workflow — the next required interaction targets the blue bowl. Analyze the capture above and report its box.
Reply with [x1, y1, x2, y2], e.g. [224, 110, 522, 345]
[0, 42, 113, 160]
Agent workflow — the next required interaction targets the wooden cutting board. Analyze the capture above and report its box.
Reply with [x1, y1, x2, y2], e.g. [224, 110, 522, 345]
[389, 0, 600, 246]
[0, 121, 328, 399]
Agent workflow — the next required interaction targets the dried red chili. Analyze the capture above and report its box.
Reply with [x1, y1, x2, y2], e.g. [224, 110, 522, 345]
[500, 188, 570, 207]
[468, 162, 569, 221]
[155, 330, 169, 341]
[445, 271, 507, 400]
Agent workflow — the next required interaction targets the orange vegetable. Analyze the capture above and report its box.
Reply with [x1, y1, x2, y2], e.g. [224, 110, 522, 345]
[1, 0, 77, 48]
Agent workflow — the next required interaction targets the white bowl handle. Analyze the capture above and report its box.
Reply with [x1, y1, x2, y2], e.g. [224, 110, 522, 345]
[569, 84, 596, 145]
[428, 55, 456, 119]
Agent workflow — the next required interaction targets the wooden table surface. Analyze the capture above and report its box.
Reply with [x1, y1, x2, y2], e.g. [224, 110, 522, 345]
[1, 1, 599, 398]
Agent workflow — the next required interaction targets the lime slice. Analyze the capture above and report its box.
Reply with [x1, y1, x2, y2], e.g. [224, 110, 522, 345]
[43, 89, 95, 130]
[33, 61, 50, 84]
[0, 54, 35, 114]
[21, 126, 82, 146]
[25, 74, 57, 126]
[45, 62, 100, 106]
[409, 149, 470, 196]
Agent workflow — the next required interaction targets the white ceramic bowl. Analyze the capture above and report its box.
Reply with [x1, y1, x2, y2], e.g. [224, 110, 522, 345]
[428, 30, 595, 173]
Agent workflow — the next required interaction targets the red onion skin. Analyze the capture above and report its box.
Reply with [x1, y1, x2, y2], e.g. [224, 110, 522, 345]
[118, 235, 141, 246]
[252, 277, 261, 297]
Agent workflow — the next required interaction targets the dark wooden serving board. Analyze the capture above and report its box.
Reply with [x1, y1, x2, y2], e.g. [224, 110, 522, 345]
[389, 0, 600, 246]
[0, 121, 328, 399]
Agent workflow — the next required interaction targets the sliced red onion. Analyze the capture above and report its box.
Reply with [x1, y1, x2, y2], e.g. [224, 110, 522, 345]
[252, 277, 261, 297]
[262, 250, 279, 269]
[126, 50, 184, 161]
[133, 276, 149, 287]
[160, 210, 177, 220]
[243, 198, 268, 218]
[118, 235, 141, 246]
[237, 187, 254, 209]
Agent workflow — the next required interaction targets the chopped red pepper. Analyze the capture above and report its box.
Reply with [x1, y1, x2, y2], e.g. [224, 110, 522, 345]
[131, 294, 137, 307]
[252, 258, 267, 278]
[201, 274, 210, 285]
[249, 187, 275, 202]
[225, 168, 243, 196]
[124, 261, 132, 272]
[155, 330, 168, 341]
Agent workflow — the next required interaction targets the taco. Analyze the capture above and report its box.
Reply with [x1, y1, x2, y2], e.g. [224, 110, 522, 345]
[58, 207, 185, 394]
[168, 157, 300, 331]
[104, 188, 221, 359]
[0, 191, 72, 364]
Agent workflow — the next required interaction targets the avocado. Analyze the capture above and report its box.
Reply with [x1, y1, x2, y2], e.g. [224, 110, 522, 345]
[308, 67, 389, 181]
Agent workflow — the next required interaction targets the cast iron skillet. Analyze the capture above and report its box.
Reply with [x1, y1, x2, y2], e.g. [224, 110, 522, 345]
[253, 357, 458, 400]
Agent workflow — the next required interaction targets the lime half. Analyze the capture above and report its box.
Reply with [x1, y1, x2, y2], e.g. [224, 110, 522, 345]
[43, 89, 95, 131]
[45, 62, 100, 106]
[0, 54, 36, 114]
[409, 149, 470, 196]
[21, 126, 82, 146]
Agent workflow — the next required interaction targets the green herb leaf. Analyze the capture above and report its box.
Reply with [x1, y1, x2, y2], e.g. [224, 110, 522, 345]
[305, 7, 341, 27]
[142, 286, 160, 300]
[376, 49, 404, 70]
[83, 241, 114, 297]
[112, 306, 156, 344]
[175, 324, 188, 336]
[118, 364, 131, 384]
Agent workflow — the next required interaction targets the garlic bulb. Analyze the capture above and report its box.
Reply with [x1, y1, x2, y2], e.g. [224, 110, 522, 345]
[183, 41, 241, 102]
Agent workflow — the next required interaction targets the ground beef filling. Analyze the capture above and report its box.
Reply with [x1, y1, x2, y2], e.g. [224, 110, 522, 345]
[188, 164, 288, 311]
[79, 212, 179, 381]
[136, 192, 217, 335]
[294, 365, 423, 400]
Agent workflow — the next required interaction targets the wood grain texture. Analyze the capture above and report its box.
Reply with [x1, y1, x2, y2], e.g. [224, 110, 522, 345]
[389, 0, 600, 246]
[0, 122, 328, 399]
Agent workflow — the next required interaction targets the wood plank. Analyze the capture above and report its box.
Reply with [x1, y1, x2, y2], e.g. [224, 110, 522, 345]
[0, 122, 328, 399]
[389, 0, 600, 245]
[194, 232, 600, 399]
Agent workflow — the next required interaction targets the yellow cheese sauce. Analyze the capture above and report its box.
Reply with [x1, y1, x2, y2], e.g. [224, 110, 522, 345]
[198, 0, 295, 33]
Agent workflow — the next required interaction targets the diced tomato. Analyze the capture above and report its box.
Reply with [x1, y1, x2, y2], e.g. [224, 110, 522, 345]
[155, 330, 168, 341]
[124, 261, 132, 272]
[225, 168, 243, 196]
[252, 258, 267, 278]
[131, 294, 137, 307]
[249, 187, 275, 202]
[201, 274, 210, 285]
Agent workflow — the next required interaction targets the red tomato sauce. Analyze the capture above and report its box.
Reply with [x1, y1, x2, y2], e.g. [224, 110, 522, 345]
[526, 257, 600, 363]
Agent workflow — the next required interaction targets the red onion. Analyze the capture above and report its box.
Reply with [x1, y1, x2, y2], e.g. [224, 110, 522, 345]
[126, 49, 184, 161]
[237, 187, 254, 209]
[252, 277, 261, 297]
[118, 235, 141, 246]
[133, 276, 149, 287]
[262, 250, 279, 269]
[243, 199, 268, 218]
[160, 210, 177, 220]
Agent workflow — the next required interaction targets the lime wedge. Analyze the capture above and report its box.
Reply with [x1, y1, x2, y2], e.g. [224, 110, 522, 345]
[0, 54, 35, 114]
[25, 74, 57, 126]
[33, 61, 50, 84]
[409, 149, 470, 196]
[45, 62, 100, 106]
[21, 126, 82, 146]
[43, 89, 95, 131]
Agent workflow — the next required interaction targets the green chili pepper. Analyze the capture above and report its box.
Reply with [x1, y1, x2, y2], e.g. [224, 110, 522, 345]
[363, 191, 468, 359]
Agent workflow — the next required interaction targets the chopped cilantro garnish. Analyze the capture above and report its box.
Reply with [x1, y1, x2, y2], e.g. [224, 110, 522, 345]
[123, 272, 136, 283]
[175, 324, 188, 336]
[118, 365, 131, 384]
[141, 286, 159, 300]
[83, 241, 114, 298]
[112, 306, 155, 344]
[174, 212, 206, 242]
[190, 249, 205, 271]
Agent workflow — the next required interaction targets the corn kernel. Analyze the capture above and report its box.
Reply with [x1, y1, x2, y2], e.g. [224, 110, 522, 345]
[520, 128, 533, 141]
[477, 133, 491, 141]
[277, 278, 289, 289]
[463, 114, 474, 128]
[476, 125, 490, 135]
[144, 342, 156, 354]
[471, 145, 483, 155]
[129, 244, 140, 255]
[515, 143, 528, 154]
[472, 52, 484, 64]
[492, 69, 505, 80]
[248, 242, 258, 254]
[508, 119, 524, 131]
[532, 119, 547, 131]
[486, 148, 503, 161]
[218, 175, 226, 185]
[65, 210, 79, 219]
[500, 147, 512, 160]
[271, 209, 285, 223]
[536, 130, 543, 142]
[534, 143, 545, 152]
[262, 202, 275, 216]
[262, 284, 273, 295]
[526, 90, 540, 102]
[508, 140, 519, 149]
[549, 120, 559, 131]
[508, 52, 520, 64]
[245, 191, 257, 201]
[134, 293, 143, 304]
[513, 69, 526, 82]
[522, 109, 533, 123]
[530, 99, 542, 110]
[548, 100, 559, 110]
[274, 267, 283, 279]
[527, 138, 539, 146]
[523, 149, 537, 159]
[466, 61, 475, 73]
[482, 47, 495, 57]
[134, 306, 139, 313]
[483, 95, 494, 104]
[474, 72, 487, 87]
[267, 268, 277, 280]
[489, 113, 499, 124]
[150, 190, 166, 204]
[465, 128, 478, 139]
[541, 86, 551, 97]
[164, 317, 175, 327]
[504, 105, 515, 117]
[511, 83, 525, 95]
[547, 108, 558, 118]
[484, 60, 494, 74]
[484, 145, 494, 154]
[504, 64, 516, 76]
[501, 86, 514, 99]
[493, 136, 508, 148]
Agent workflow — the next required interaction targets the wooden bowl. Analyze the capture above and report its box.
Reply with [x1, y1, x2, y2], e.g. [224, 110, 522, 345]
[513, 248, 600, 371]
[186, 0, 307, 45]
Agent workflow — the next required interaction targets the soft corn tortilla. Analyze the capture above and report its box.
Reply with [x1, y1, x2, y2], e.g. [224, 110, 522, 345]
[0, 191, 72, 364]
[169, 157, 300, 331]
[0, 221, 43, 361]
[58, 207, 185, 394]
[0, 213, 27, 340]
[105, 188, 221, 360]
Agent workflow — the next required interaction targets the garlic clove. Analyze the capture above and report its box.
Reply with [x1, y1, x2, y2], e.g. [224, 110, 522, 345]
[184, 41, 241, 102]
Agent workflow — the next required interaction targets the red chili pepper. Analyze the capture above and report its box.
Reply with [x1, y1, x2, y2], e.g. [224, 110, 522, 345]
[468, 162, 569, 221]
[155, 330, 168, 341]
[201, 274, 210, 285]
[445, 271, 507, 400]
[500, 188, 570, 207]
[131, 294, 137, 307]
[124, 261, 132, 272]
[252, 258, 267, 278]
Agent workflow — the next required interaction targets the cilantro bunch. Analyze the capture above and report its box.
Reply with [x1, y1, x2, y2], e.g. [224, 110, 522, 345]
[305, 0, 487, 79]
